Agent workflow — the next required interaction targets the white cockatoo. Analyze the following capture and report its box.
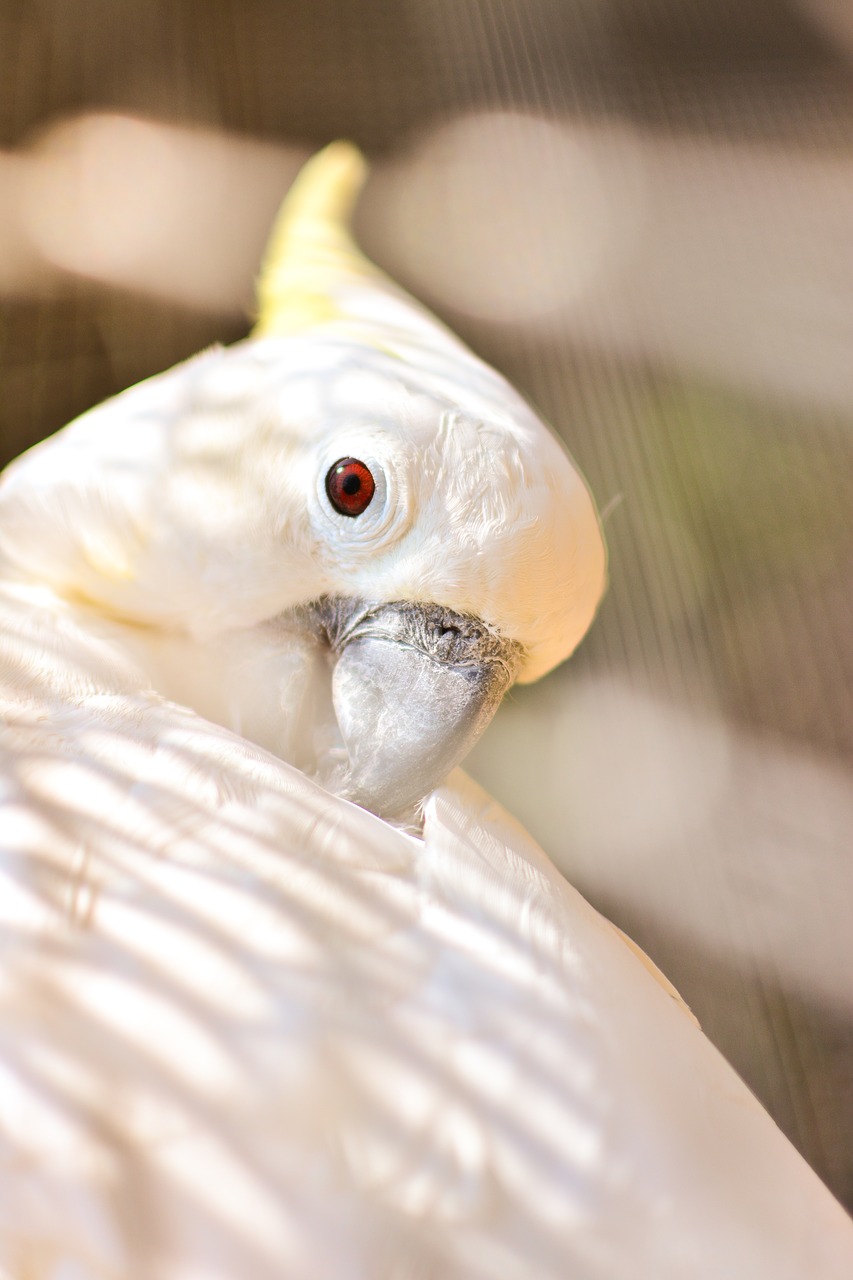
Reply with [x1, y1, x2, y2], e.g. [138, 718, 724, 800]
[0, 142, 606, 825]
[0, 144, 852, 1279]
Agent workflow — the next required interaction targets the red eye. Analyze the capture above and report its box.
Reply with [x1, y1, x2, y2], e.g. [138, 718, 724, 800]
[325, 457, 375, 517]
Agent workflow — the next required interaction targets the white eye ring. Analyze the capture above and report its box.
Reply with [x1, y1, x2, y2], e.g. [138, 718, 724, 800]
[313, 441, 413, 555]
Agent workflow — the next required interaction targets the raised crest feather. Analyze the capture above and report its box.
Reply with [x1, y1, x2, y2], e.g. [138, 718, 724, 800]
[253, 141, 377, 336]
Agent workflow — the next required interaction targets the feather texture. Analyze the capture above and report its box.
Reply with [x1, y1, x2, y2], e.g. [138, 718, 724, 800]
[2, 145, 850, 1277]
[1, 587, 852, 1279]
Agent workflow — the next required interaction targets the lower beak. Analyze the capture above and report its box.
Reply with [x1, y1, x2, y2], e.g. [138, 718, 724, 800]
[305, 597, 519, 823]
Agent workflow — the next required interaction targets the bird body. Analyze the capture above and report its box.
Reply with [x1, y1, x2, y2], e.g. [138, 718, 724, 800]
[1, 144, 852, 1277]
[2, 611, 853, 1279]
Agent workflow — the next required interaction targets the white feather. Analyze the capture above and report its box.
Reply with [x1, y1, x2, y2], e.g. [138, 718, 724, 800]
[1, 587, 851, 1279]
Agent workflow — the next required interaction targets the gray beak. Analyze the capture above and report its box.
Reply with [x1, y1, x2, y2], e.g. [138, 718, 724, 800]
[302, 597, 519, 822]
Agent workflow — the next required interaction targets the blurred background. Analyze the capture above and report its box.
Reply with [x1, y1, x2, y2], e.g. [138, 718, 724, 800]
[1, 0, 852, 1212]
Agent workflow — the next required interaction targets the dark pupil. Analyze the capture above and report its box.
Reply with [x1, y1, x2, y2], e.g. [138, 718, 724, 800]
[341, 472, 361, 495]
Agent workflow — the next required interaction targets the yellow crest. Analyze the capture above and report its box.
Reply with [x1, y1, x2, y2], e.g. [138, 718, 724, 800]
[254, 142, 381, 336]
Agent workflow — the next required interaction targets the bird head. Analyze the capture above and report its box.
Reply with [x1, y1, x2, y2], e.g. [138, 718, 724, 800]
[0, 143, 606, 821]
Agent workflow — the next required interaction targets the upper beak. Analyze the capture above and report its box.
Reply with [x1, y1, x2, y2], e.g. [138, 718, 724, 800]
[299, 596, 519, 823]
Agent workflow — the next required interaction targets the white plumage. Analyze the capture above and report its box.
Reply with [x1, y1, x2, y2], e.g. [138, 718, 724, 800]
[2, 604, 852, 1277]
[1, 144, 852, 1277]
